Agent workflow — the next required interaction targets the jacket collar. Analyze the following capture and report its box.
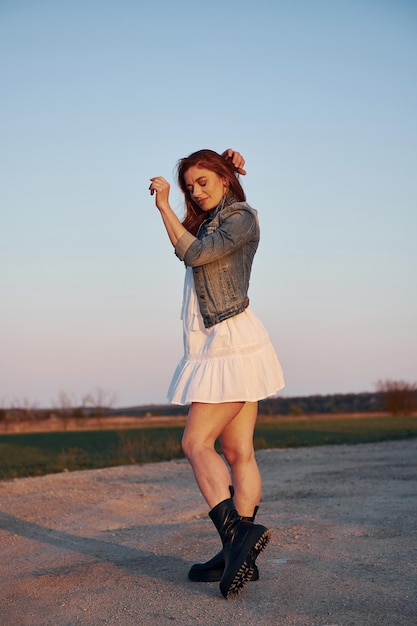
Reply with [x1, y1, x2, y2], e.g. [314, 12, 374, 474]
[209, 192, 238, 219]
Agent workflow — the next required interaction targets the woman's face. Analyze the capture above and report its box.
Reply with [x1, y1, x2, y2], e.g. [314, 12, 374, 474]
[183, 166, 227, 212]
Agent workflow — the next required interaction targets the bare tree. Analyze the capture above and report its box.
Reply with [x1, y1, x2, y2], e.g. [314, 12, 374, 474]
[81, 388, 116, 417]
[376, 379, 417, 416]
[51, 391, 78, 429]
[58, 391, 74, 414]
[0, 397, 42, 432]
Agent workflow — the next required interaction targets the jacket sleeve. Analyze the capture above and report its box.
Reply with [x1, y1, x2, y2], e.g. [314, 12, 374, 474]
[174, 205, 258, 267]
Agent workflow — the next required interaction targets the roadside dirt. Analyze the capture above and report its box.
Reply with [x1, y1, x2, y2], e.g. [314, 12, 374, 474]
[0, 412, 392, 434]
[1, 439, 416, 626]
[0, 415, 187, 434]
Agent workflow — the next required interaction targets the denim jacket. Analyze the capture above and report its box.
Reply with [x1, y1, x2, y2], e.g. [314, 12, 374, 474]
[174, 194, 260, 328]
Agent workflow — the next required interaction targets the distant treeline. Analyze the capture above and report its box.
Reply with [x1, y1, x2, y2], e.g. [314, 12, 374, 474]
[2, 385, 415, 425]
[111, 392, 387, 418]
[259, 393, 385, 415]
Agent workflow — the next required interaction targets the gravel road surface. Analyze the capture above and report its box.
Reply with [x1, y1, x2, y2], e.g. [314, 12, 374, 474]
[1, 439, 416, 626]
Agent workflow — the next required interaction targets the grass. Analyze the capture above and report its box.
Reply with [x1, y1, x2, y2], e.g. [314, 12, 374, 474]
[253, 414, 417, 448]
[0, 414, 416, 480]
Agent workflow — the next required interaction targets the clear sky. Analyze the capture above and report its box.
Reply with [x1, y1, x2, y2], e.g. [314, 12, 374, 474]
[1, 0, 416, 409]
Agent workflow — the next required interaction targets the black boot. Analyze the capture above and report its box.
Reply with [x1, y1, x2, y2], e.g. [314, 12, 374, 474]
[209, 497, 271, 599]
[188, 506, 260, 582]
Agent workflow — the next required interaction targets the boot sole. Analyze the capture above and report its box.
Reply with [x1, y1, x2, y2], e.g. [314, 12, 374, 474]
[221, 528, 272, 600]
[188, 563, 260, 583]
[188, 566, 224, 582]
[246, 529, 272, 568]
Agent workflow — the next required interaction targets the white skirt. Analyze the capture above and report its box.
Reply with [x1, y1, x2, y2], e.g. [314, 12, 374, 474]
[167, 267, 285, 405]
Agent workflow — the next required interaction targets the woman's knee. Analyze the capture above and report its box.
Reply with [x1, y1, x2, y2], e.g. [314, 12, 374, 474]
[181, 432, 210, 461]
[181, 432, 192, 459]
[222, 441, 255, 467]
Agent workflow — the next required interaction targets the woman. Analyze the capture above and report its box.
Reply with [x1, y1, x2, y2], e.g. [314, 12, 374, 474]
[149, 149, 284, 599]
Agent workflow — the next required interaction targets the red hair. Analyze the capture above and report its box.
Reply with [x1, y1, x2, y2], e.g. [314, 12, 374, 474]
[177, 149, 246, 235]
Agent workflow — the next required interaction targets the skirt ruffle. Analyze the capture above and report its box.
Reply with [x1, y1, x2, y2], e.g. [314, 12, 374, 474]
[167, 337, 284, 405]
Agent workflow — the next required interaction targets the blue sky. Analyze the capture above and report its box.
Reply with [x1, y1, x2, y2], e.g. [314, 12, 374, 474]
[1, 0, 416, 408]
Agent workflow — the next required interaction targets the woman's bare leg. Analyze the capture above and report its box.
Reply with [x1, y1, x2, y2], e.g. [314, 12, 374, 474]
[220, 401, 261, 517]
[182, 401, 244, 509]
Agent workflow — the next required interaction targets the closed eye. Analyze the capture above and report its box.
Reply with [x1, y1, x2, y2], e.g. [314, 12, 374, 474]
[186, 179, 207, 193]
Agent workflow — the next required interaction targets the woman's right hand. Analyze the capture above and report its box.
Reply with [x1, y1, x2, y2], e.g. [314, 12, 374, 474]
[149, 176, 187, 247]
[149, 176, 171, 211]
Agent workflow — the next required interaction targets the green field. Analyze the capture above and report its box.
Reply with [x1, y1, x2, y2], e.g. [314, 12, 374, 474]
[1, 414, 416, 480]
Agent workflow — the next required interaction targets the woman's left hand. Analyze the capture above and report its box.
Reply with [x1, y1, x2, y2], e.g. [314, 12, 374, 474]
[222, 149, 246, 175]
